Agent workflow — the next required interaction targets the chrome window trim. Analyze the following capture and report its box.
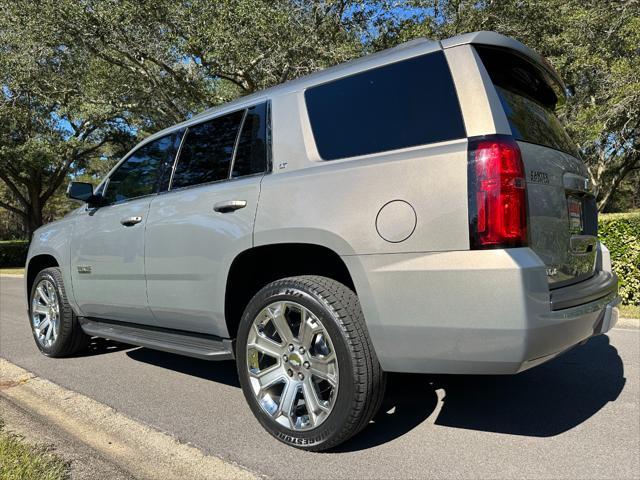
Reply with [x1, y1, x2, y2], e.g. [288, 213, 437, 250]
[167, 126, 189, 191]
[265, 100, 273, 173]
[97, 99, 272, 202]
[161, 171, 267, 196]
[142, 95, 271, 155]
[229, 108, 249, 178]
[167, 107, 247, 192]
[168, 100, 271, 193]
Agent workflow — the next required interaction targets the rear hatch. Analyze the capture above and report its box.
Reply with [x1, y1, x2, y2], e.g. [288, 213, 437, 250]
[476, 46, 598, 287]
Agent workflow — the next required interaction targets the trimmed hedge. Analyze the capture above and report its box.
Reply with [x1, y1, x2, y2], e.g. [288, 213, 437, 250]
[0, 240, 29, 268]
[599, 211, 640, 306]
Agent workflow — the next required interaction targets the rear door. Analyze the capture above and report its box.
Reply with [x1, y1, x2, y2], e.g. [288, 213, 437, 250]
[145, 102, 269, 336]
[70, 132, 182, 324]
[476, 46, 598, 287]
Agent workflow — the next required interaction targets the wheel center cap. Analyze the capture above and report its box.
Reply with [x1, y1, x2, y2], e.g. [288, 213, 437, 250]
[288, 353, 302, 368]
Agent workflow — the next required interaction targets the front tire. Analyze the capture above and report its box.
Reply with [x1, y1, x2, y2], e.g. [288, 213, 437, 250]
[29, 267, 89, 357]
[236, 275, 386, 451]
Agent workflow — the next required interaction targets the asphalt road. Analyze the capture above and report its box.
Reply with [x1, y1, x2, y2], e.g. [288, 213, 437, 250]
[1, 275, 639, 479]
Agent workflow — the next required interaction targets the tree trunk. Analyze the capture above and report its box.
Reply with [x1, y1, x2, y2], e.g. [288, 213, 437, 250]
[25, 185, 44, 240]
[24, 207, 43, 240]
[597, 155, 639, 212]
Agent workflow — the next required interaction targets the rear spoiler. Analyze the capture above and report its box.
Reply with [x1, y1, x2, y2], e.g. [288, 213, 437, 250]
[440, 31, 566, 98]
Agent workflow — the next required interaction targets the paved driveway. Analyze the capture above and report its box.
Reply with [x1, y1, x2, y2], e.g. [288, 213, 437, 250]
[1, 275, 638, 479]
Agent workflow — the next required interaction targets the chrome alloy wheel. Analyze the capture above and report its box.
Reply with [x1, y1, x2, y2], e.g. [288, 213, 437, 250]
[31, 279, 60, 348]
[246, 301, 339, 431]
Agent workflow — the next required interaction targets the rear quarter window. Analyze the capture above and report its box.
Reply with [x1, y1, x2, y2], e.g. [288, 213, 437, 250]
[305, 51, 466, 160]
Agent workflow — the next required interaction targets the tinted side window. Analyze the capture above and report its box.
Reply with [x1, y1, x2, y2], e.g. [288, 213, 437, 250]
[305, 52, 465, 160]
[103, 133, 182, 205]
[171, 110, 244, 189]
[232, 102, 269, 178]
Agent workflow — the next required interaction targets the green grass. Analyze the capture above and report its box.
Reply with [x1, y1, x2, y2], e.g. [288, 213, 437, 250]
[620, 304, 640, 319]
[0, 267, 24, 275]
[0, 421, 67, 480]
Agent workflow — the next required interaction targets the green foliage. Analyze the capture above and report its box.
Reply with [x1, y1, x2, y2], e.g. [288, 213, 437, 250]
[599, 211, 640, 306]
[0, 0, 136, 238]
[607, 171, 640, 213]
[1, 0, 638, 237]
[373, 0, 640, 212]
[0, 0, 374, 237]
[0, 240, 29, 267]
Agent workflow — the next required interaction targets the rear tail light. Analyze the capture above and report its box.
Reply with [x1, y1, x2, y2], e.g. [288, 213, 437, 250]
[468, 135, 528, 249]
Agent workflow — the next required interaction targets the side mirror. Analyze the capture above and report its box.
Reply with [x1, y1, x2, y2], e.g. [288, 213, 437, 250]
[67, 181, 97, 204]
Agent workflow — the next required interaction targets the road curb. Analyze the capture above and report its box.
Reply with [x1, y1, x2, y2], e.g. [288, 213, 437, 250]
[0, 358, 259, 480]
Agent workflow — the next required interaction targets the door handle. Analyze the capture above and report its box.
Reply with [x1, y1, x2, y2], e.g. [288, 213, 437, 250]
[214, 200, 247, 213]
[120, 216, 143, 226]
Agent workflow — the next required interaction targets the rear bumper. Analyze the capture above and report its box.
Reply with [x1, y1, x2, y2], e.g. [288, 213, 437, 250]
[518, 294, 619, 372]
[550, 270, 618, 310]
[343, 246, 620, 375]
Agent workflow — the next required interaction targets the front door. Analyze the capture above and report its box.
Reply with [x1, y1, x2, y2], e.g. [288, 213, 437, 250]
[71, 198, 153, 323]
[70, 132, 183, 324]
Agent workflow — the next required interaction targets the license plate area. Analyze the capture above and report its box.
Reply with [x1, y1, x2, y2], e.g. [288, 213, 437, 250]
[567, 196, 583, 234]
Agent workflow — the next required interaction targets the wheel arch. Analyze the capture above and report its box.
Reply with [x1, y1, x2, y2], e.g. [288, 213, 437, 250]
[224, 243, 356, 339]
[26, 254, 60, 300]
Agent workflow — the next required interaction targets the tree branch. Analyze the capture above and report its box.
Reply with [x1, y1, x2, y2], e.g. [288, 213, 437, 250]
[0, 170, 29, 208]
[0, 199, 26, 218]
[597, 153, 640, 211]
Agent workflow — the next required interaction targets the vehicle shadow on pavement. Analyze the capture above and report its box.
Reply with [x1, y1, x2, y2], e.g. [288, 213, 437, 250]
[81, 337, 135, 357]
[125, 348, 241, 388]
[333, 372, 441, 452]
[432, 334, 625, 436]
[337, 334, 625, 452]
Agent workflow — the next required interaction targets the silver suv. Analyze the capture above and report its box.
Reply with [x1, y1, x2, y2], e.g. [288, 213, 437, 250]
[26, 31, 620, 451]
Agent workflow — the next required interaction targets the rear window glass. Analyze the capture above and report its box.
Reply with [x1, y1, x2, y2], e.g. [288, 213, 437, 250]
[476, 46, 578, 157]
[305, 51, 466, 160]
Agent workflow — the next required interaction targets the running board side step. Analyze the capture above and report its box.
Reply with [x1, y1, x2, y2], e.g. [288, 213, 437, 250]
[79, 318, 235, 361]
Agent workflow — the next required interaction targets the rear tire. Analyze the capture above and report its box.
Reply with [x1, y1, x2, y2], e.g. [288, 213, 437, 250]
[29, 267, 89, 357]
[236, 275, 386, 451]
